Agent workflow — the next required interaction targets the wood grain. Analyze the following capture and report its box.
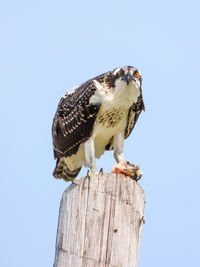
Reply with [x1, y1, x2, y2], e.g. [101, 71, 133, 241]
[54, 173, 145, 267]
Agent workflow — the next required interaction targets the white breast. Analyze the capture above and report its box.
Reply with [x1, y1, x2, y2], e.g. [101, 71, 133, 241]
[91, 80, 140, 158]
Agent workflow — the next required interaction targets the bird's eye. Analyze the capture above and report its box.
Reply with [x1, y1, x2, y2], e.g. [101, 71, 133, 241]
[135, 72, 140, 78]
[117, 71, 122, 77]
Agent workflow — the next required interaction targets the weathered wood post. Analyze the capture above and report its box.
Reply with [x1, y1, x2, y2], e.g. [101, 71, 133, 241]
[54, 173, 145, 267]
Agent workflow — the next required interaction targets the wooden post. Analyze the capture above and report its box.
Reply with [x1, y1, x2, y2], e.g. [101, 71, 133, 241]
[54, 173, 145, 267]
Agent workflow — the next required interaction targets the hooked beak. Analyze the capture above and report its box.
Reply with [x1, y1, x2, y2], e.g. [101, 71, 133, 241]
[122, 73, 134, 85]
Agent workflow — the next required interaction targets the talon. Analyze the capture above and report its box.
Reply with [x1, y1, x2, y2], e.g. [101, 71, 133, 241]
[131, 169, 143, 181]
[86, 170, 92, 179]
[72, 180, 78, 186]
[99, 168, 103, 175]
[127, 161, 137, 169]
[136, 169, 143, 177]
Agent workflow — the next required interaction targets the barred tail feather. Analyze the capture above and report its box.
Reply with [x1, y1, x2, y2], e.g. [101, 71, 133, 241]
[53, 157, 81, 182]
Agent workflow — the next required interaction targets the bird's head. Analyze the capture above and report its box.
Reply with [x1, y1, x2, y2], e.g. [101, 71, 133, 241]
[111, 66, 142, 92]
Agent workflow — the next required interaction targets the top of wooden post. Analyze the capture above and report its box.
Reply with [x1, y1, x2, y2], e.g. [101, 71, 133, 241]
[54, 173, 145, 267]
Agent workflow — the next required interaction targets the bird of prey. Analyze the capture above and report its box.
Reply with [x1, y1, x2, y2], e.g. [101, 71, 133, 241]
[52, 66, 145, 182]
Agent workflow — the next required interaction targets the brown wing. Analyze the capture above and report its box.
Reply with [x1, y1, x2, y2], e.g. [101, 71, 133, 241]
[125, 94, 145, 139]
[52, 80, 101, 158]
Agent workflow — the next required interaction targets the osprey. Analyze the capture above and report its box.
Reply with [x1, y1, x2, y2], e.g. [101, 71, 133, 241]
[52, 66, 145, 182]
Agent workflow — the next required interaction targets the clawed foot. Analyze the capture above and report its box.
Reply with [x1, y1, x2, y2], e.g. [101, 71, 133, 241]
[112, 161, 143, 181]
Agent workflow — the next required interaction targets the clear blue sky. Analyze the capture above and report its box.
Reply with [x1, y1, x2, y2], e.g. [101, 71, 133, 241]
[1, 0, 200, 266]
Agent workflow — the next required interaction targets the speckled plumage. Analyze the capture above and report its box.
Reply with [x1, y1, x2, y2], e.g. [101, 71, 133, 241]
[52, 66, 144, 181]
[52, 80, 101, 158]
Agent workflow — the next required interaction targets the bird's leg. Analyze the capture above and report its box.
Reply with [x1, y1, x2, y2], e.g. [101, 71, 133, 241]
[112, 132, 127, 172]
[112, 132, 143, 180]
[113, 132, 125, 164]
[84, 138, 97, 178]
